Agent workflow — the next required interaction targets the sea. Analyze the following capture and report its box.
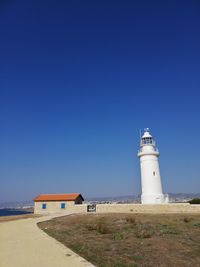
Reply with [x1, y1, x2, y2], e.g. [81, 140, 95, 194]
[0, 209, 33, 217]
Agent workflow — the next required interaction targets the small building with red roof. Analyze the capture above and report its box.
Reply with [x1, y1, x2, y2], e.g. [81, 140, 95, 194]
[34, 193, 84, 214]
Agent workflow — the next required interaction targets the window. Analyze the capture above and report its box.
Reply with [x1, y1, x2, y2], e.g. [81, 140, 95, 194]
[142, 137, 153, 145]
[42, 203, 46, 209]
[61, 203, 65, 209]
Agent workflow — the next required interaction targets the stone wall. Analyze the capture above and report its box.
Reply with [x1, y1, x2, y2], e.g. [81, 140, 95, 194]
[96, 203, 200, 213]
[34, 201, 200, 215]
[34, 201, 87, 214]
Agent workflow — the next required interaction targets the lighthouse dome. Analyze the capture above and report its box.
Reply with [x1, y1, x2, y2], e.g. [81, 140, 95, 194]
[142, 131, 152, 138]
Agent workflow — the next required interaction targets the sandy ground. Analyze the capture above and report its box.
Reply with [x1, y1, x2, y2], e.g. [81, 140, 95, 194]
[0, 214, 38, 222]
[0, 214, 95, 267]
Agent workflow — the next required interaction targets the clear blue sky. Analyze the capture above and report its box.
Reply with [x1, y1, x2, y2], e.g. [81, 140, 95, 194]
[1, 0, 200, 202]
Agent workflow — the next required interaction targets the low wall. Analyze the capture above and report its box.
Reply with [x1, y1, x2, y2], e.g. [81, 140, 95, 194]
[34, 202, 200, 215]
[96, 203, 200, 214]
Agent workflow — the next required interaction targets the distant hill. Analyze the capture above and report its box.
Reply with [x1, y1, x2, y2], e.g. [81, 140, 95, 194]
[0, 201, 34, 209]
[86, 193, 200, 203]
[168, 193, 200, 198]
[85, 195, 139, 203]
[1, 193, 200, 208]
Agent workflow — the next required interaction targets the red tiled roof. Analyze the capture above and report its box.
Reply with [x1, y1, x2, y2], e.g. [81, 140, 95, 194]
[34, 193, 84, 202]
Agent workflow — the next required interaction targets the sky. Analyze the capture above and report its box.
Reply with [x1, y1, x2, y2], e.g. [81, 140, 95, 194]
[0, 0, 200, 202]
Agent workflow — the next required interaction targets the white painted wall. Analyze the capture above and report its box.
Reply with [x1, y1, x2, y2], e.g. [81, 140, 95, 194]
[34, 201, 86, 214]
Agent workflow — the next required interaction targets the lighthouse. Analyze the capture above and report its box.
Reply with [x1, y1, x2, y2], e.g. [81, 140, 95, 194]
[138, 128, 168, 204]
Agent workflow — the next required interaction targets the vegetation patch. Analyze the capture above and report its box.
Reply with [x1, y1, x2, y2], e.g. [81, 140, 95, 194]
[189, 198, 200, 204]
[38, 213, 200, 267]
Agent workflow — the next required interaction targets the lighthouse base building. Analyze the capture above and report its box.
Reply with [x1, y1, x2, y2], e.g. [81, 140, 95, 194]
[34, 193, 84, 214]
[138, 129, 169, 204]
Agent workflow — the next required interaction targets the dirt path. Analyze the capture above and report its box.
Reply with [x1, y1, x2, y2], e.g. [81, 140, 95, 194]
[0, 214, 95, 267]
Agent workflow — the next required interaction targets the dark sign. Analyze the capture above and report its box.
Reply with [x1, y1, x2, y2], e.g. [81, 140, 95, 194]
[87, 204, 96, 212]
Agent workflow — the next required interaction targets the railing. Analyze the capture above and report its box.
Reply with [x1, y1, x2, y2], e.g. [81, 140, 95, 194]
[140, 140, 156, 146]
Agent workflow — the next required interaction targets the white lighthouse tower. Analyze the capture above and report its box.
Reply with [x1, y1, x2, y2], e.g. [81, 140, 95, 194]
[138, 128, 168, 204]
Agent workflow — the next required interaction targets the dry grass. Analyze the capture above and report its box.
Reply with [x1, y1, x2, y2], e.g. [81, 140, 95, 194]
[38, 213, 200, 267]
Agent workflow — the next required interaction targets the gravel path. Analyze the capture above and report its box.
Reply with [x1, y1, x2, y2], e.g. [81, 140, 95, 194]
[0, 214, 95, 267]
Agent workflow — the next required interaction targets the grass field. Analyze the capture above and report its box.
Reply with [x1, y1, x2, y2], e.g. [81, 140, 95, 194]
[38, 213, 200, 267]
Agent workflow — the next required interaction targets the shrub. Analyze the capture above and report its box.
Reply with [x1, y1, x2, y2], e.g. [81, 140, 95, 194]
[85, 220, 110, 234]
[189, 198, 200, 204]
[183, 217, 191, 223]
[96, 220, 109, 234]
[85, 224, 96, 231]
[112, 232, 126, 240]
[126, 216, 136, 224]
[135, 224, 154, 238]
[192, 223, 200, 227]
